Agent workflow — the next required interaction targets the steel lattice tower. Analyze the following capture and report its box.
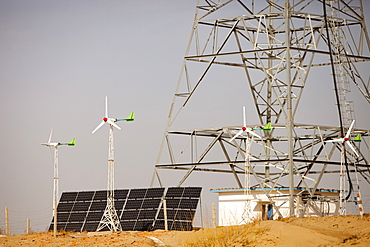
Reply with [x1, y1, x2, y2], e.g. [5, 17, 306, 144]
[97, 125, 122, 232]
[152, 0, 370, 218]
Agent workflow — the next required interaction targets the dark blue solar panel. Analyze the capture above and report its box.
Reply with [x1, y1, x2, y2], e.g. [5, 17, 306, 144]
[52, 187, 200, 232]
[55, 212, 70, 223]
[72, 202, 91, 212]
[165, 199, 181, 209]
[137, 210, 157, 220]
[179, 198, 199, 209]
[82, 222, 99, 232]
[128, 189, 148, 199]
[121, 210, 139, 220]
[68, 212, 88, 222]
[145, 188, 165, 198]
[142, 199, 161, 209]
[57, 202, 74, 212]
[86, 211, 104, 221]
[125, 199, 143, 209]
[121, 221, 136, 231]
[165, 187, 185, 198]
[182, 187, 202, 198]
[59, 192, 78, 202]
[114, 189, 129, 200]
[93, 190, 107, 200]
[76, 191, 95, 201]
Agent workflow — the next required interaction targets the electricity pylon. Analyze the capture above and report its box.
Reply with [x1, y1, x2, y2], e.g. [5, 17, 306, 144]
[152, 0, 370, 218]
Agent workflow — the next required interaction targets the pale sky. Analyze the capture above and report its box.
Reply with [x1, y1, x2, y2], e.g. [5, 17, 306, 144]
[0, 0, 369, 234]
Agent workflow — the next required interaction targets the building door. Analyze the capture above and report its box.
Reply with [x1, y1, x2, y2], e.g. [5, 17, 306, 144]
[262, 204, 273, 220]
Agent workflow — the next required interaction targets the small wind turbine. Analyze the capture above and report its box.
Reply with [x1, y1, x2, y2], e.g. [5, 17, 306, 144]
[230, 106, 262, 142]
[41, 129, 75, 237]
[326, 120, 359, 157]
[325, 120, 361, 215]
[92, 96, 134, 232]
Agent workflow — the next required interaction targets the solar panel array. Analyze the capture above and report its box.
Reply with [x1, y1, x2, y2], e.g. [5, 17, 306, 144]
[154, 187, 202, 231]
[49, 187, 201, 232]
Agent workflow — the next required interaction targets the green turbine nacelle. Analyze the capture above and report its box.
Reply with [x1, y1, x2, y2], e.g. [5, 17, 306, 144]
[116, 112, 135, 122]
[58, 138, 76, 146]
[353, 134, 362, 142]
[252, 122, 272, 132]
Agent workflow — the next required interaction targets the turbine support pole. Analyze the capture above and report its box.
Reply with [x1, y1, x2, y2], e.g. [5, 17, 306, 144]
[97, 124, 122, 232]
[53, 146, 58, 237]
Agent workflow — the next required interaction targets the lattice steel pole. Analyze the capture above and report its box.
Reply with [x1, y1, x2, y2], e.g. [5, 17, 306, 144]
[97, 125, 122, 232]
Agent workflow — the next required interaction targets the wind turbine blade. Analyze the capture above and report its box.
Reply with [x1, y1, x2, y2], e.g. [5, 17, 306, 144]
[245, 128, 261, 139]
[230, 129, 244, 142]
[105, 96, 108, 118]
[107, 119, 121, 130]
[345, 120, 355, 139]
[243, 106, 246, 127]
[325, 138, 344, 143]
[48, 128, 53, 143]
[92, 121, 105, 134]
[346, 142, 359, 157]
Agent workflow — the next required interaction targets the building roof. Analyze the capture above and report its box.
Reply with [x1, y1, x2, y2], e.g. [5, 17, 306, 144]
[210, 187, 341, 193]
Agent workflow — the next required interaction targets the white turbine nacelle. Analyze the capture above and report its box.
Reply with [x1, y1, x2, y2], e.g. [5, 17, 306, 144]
[41, 142, 59, 147]
[40, 129, 76, 147]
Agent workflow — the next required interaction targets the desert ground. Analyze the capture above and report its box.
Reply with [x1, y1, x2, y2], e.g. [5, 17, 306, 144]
[1, 214, 369, 246]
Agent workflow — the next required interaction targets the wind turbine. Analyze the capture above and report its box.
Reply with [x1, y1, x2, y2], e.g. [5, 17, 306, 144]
[325, 120, 361, 215]
[229, 106, 262, 142]
[41, 129, 75, 237]
[92, 96, 134, 232]
[326, 120, 359, 157]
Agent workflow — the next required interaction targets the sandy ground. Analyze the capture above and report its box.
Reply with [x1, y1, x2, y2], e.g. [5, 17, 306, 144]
[1, 214, 369, 246]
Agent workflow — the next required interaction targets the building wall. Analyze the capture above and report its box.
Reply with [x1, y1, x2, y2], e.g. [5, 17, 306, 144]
[216, 190, 340, 226]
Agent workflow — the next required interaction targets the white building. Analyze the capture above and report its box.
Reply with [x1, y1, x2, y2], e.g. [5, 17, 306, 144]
[211, 187, 340, 226]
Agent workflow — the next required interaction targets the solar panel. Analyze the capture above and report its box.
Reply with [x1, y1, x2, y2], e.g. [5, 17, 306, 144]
[121, 210, 139, 220]
[56, 212, 70, 222]
[76, 191, 95, 201]
[125, 199, 143, 209]
[68, 212, 87, 222]
[72, 202, 91, 212]
[165, 187, 184, 198]
[114, 189, 129, 200]
[145, 188, 165, 198]
[93, 190, 107, 200]
[183, 187, 202, 198]
[59, 192, 78, 202]
[57, 202, 74, 212]
[65, 222, 83, 232]
[82, 222, 99, 232]
[89, 201, 107, 211]
[137, 210, 157, 220]
[51, 187, 201, 232]
[86, 211, 104, 221]
[128, 188, 148, 199]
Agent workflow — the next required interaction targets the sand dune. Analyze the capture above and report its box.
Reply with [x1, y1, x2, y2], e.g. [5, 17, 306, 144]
[1, 214, 369, 246]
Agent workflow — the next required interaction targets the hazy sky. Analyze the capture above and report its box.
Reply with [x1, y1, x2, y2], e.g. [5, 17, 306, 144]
[0, 0, 369, 234]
